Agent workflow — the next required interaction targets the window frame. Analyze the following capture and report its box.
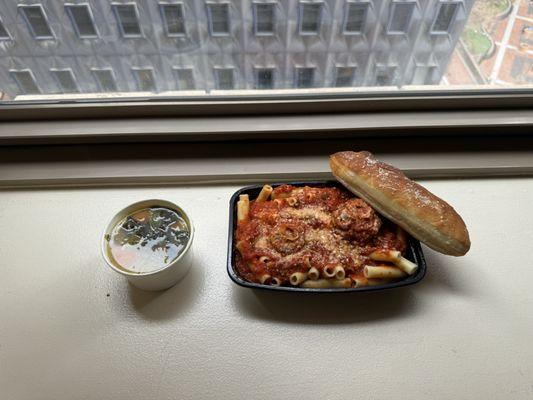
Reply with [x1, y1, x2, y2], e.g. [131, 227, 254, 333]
[214, 67, 236, 90]
[19, 4, 55, 40]
[430, 0, 462, 36]
[298, 1, 324, 36]
[50, 68, 80, 94]
[172, 67, 196, 90]
[0, 15, 11, 40]
[65, 3, 99, 39]
[131, 67, 157, 92]
[9, 69, 41, 95]
[253, 1, 276, 37]
[342, 1, 370, 36]
[294, 66, 316, 88]
[112, 2, 143, 39]
[206, 2, 231, 37]
[386, 0, 416, 36]
[254, 67, 276, 89]
[334, 65, 357, 87]
[159, 1, 187, 38]
[91, 68, 118, 92]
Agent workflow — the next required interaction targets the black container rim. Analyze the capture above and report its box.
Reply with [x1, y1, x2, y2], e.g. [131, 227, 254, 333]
[227, 181, 427, 293]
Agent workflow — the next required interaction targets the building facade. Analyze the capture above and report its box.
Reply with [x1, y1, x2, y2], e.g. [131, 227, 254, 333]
[0, 0, 473, 97]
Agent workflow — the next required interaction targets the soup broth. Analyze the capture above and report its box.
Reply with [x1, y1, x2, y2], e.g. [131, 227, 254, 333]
[107, 206, 190, 273]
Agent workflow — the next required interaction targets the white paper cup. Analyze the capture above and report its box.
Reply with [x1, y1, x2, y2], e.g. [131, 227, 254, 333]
[101, 199, 194, 291]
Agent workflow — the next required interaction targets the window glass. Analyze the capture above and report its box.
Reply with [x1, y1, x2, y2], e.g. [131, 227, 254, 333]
[113, 4, 142, 37]
[161, 3, 186, 36]
[254, 3, 275, 35]
[0, 17, 10, 39]
[207, 3, 230, 36]
[66, 4, 98, 38]
[173, 68, 195, 90]
[295, 67, 315, 88]
[344, 2, 368, 34]
[0, 0, 531, 101]
[132, 68, 156, 91]
[92, 68, 117, 92]
[388, 2, 415, 34]
[10, 70, 40, 94]
[215, 68, 234, 89]
[51, 69, 79, 93]
[335, 66, 356, 87]
[299, 2, 323, 35]
[431, 2, 459, 34]
[255, 68, 275, 89]
[20, 5, 54, 39]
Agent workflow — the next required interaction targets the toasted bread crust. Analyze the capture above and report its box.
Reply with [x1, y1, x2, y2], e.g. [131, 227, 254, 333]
[329, 151, 470, 256]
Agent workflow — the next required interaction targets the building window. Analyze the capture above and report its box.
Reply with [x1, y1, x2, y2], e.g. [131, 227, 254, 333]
[254, 68, 275, 89]
[375, 66, 397, 86]
[253, 2, 275, 36]
[65, 4, 98, 39]
[387, 1, 415, 34]
[91, 68, 117, 92]
[112, 3, 142, 38]
[51, 69, 79, 93]
[334, 66, 356, 87]
[214, 68, 234, 89]
[10, 69, 40, 94]
[160, 3, 186, 37]
[173, 67, 195, 90]
[412, 64, 438, 84]
[430, 2, 460, 35]
[295, 67, 315, 88]
[207, 3, 230, 36]
[132, 68, 156, 92]
[343, 2, 369, 35]
[0, 17, 11, 40]
[19, 4, 54, 39]
[299, 2, 323, 35]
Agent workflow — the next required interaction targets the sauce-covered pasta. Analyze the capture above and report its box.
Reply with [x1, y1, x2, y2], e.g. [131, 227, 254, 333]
[106, 207, 190, 274]
[235, 185, 416, 288]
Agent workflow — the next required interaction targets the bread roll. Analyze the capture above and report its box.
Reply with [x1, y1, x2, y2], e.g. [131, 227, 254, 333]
[329, 151, 470, 256]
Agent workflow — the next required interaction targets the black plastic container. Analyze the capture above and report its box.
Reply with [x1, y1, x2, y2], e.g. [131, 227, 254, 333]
[227, 181, 427, 293]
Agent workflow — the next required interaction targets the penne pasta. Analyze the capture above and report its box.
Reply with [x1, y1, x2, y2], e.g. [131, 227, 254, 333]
[395, 256, 418, 275]
[289, 272, 308, 286]
[308, 267, 319, 280]
[323, 265, 336, 278]
[369, 250, 401, 263]
[364, 265, 407, 279]
[235, 240, 246, 254]
[237, 194, 250, 223]
[333, 265, 345, 280]
[271, 277, 281, 286]
[301, 278, 351, 289]
[286, 197, 298, 206]
[259, 274, 271, 284]
[256, 185, 273, 203]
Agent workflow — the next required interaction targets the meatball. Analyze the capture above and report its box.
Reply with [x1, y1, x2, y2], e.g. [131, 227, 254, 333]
[269, 222, 305, 255]
[333, 198, 382, 241]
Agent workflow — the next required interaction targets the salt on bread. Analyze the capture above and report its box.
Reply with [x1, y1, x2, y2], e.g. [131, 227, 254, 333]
[329, 151, 470, 256]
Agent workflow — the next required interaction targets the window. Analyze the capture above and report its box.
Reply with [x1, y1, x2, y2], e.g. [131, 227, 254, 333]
[255, 68, 275, 89]
[19, 5, 54, 39]
[295, 67, 315, 88]
[51, 69, 79, 93]
[431, 2, 460, 34]
[10, 69, 40, 94]
[214, 68, 234, 89]
[65, 4, 98, 38]
[0, 17, 10, 39]
[207, 3, 230, 36]
[343, 2, 369, 34]
[299, 2, 323, 35]
[92, 68, 117, 92]
[112, 3, 142, 38]
[375, 66, 397, 86]
[253, 2, 275, 35]
[173, 67, 195, 90]
[160, 3, 186, 37]
[387, 1, 415, 34]
[412, 64, 438, 85]
[132, 68, 156, 92]
[334, 66, 356, 87]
